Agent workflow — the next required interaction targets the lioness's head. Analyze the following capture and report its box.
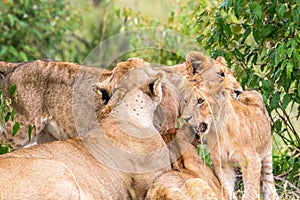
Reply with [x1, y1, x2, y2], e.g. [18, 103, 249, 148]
[185, 51, 242, 99]
[93, 72, 164, 121]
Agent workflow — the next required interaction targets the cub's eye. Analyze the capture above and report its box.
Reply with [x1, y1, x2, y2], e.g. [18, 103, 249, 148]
[197, 98, 205, 105]
[183, 98, 187, 105]
[218, 71, 225, 78]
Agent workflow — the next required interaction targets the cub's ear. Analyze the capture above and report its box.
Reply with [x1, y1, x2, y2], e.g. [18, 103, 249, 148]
[185, 51, 208, 75]
[92, 83, 112, 104]
[216, 56, 227, 66]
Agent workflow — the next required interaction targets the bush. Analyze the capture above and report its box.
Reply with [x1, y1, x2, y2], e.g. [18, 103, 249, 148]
[0, 0, 81, 62]
[0, 84, 19, 154]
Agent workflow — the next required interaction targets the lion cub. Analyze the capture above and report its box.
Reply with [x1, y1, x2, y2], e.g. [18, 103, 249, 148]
[183, 85, 279, 200]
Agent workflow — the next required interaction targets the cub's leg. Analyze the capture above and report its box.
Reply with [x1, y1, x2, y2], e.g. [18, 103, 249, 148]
[211, 153, 235, 199]
[241, 153, 261, 200]
[260, 152, 279, 200]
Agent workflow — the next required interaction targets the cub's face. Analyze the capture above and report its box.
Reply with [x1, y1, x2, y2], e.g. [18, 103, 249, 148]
[181, 86, 213, 136]
[186, 52, 243, 99]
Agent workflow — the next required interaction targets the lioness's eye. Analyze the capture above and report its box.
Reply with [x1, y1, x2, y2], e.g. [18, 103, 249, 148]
[218, 71, 225, 78]
[197, 98, 205, 105]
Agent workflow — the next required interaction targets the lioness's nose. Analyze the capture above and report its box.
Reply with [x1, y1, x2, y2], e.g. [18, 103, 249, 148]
[183, 116, 192, 124]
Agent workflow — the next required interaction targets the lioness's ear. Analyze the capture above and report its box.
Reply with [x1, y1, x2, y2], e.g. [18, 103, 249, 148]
[216, 56, 227, 66]
[92, 83, 112, 104]
[142, 73, 163, 101]
[185, 51, 208, 75]
[149, 73, 163, 96]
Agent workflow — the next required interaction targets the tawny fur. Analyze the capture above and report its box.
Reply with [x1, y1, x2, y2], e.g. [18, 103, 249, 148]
[0, 60, 112, 149]
[182, 52, 278, 199]
[0, 71, 169, 200]
[146, 127, 223, 200]
[185, 81, 278, 199]
[0, 52, 243, 199]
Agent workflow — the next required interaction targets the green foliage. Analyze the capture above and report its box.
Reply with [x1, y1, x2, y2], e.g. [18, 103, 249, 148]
[196, 0, 299, 151]
[98, 0, 201, 67]
[0, 84, 19, 154]
[0, 0, 81, 62]
[273, 147, 300, 198]
[197, 143, 211, 168]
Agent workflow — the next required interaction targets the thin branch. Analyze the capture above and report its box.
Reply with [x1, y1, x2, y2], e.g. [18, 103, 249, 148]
[235, 174, 300, 198]
[281, 105, 300, 143]
[274, 176, 300, 197]
[275, 109, 297, 148]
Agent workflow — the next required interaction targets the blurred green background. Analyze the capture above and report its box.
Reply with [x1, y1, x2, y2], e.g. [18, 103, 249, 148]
[0, 0, 299, 198]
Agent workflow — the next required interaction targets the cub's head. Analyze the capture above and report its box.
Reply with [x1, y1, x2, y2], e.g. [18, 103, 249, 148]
[185, 51, 242, 99]
[181, 82, 213, 136]
[237, 90, 264, 106]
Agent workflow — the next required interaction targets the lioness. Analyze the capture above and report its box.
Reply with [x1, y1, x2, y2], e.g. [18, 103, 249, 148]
[183, 83, 278, 199]
[0, 60, 112, 148]
[0, 71, 170, 199]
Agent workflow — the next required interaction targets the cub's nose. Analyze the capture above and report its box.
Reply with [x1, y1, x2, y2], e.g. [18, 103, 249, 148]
[183, 116, 192, 124]
[234, 89, 243, 98]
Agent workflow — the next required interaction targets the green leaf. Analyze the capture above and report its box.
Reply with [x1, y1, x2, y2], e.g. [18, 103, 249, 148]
[252, 52, 258, 65]
[19, 51, 28, 61]
[270, 92, 280, 110]
[9, 84, 17, 96]
[27, 125, 32, 142]
[286, 62, 293, 78]
[250, 3, 262, 22]
[241, 26, 251, 44]
[7, 14, 15, 26]
[282, 94, 291, 110]
[5, 112, 11, 122]
[0, 46, 8, 56]
[12, 122, 20, 137]
[262, 80, 272, 94]
[274, 120, 282, 132]
[8, 46, 18, 57]
[261, 25, 273, 38]
[233, 48, 243, 60]
[233, 0, 242, 18]
[11, 109, 15, 121]
[276, 4, 286, 17]
[252, 28, 261, 43]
